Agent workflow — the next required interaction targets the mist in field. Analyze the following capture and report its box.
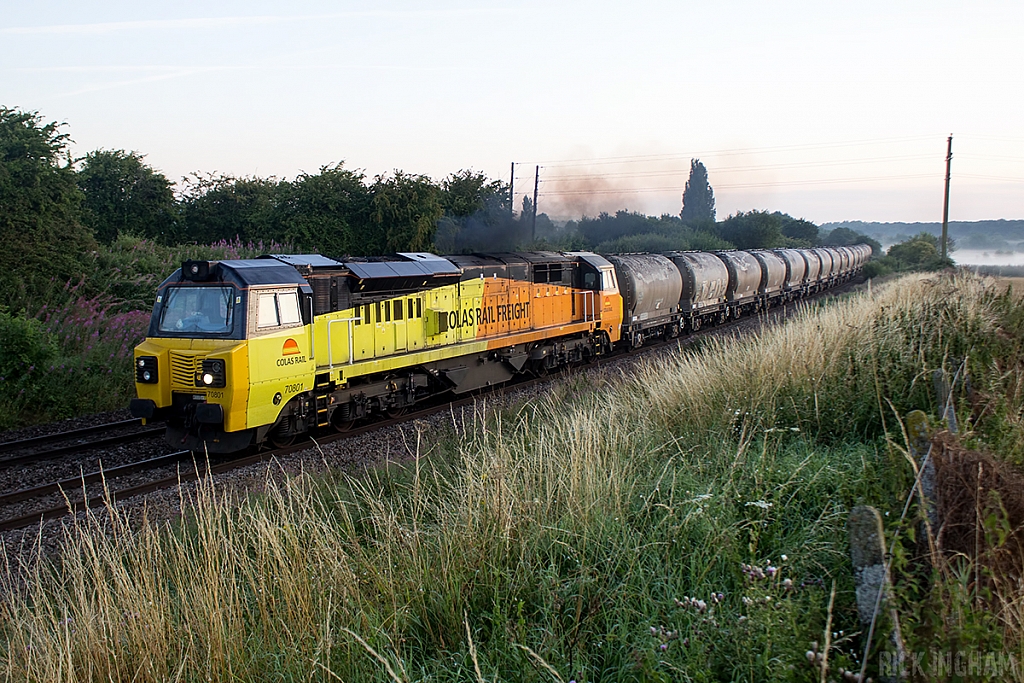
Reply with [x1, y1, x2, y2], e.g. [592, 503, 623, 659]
[953, 249, 1024, 266]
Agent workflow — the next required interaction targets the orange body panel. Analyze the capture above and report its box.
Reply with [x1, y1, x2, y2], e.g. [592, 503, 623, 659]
[468, 279, 618, 344]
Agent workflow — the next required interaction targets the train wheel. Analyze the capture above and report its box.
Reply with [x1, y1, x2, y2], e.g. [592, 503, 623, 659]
[386, 406, 408, 419]
[269, 432, 295, 449]
[333, 417, 356, 433]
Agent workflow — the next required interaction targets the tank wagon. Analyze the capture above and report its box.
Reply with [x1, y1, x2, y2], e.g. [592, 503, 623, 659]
[606, 254, 682, 347]
[664, 251, 729, 331]
[715, 251, 762, 316]
[750, 250, 787, 306]
[132, 244, 872, 452]
[772, 249, 808, 300]
[812, 248, 835, 285]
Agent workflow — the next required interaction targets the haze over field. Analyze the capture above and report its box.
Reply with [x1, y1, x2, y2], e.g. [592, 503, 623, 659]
[2, 1, 1022, 224]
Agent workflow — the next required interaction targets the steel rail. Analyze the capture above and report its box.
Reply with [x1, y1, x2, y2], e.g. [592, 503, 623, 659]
[0, 419, 143, 455]
[0, 426, 166, 468]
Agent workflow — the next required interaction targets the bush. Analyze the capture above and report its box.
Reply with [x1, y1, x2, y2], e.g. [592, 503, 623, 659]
[0, 291, 150, 429]
[861, 259, 892, 279]
[0, 310, 57, 428]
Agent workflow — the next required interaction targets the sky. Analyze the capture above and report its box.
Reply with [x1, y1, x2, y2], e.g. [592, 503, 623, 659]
[2, 0, 1023, 224]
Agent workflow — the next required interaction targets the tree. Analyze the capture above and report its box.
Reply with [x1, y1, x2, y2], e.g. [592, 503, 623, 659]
[821, 226, 883, 256]
[279, 163, 371, 256]
[441, 169, 508, 218]
[886, 232, 951, 270]
[680, 158, 716, 224]
[0, 107, 95, 310]
[77, 149, 177, 243]
[370, 172, 444, 253]
[178, 172, 284, 245]
[715, 210, 784, 249]
[433, 170, 518, 252]
[779, 215, 819, 244]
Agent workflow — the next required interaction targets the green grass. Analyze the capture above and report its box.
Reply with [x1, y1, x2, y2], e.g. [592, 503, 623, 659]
[2, 271, 1022, 681]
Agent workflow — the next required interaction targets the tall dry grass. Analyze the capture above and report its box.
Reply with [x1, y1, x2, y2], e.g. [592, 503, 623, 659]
[1, 271, 1015, 681]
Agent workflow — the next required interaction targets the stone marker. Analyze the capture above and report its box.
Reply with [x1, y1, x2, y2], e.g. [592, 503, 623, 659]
[849, 505, 905, 681]
[905, 410, 936, 530]
[933, 369, 958, 434]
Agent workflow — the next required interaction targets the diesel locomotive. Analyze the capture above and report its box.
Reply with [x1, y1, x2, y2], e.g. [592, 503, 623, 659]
[130, 244, 871, 452]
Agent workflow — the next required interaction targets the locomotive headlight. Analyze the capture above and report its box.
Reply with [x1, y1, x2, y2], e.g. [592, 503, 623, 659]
[198, 359, 226, 388]
[136, 356, 158, 384]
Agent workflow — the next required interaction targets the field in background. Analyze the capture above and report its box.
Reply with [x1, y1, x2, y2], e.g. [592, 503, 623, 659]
[995, 276, 1024, 298]
[4, 271, 1024, 682]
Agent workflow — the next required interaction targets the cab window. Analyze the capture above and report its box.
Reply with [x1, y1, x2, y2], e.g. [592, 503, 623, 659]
[602, 269, 617, 291]
[257, 290, 302, 329]
[279, 291, 301, 325]
[158, 286, 235, 335]
[257, 293, 280, 328]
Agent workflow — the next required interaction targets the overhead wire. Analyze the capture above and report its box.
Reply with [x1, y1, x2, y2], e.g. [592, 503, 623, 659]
[541, 154, 939, 183]
[522, 134, 939, 168]
[539, 173, 940, 196]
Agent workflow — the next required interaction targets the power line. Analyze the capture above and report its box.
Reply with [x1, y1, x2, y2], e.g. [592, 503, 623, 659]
[538, 173, 940, 196]
[956, 153, 1024, 163]
[958, 173, 1024, 183]
[540, 154, 938, 183]
[523, 134, 938, 168]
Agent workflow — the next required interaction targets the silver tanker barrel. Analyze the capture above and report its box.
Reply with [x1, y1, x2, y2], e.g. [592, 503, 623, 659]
[811, 248, 834, 281]
[714, 250, 762, 307]
[605, 253, 682, 345]
[773, 248, 808, 293]
[664, 250, 729, 313]
[750, 250, 786, 299]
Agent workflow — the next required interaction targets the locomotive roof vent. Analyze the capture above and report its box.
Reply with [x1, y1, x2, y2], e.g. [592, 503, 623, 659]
[181, 260, 216, 281]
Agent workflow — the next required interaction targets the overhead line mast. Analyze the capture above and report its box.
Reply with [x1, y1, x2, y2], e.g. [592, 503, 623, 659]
[941, 135, 953, 261]
[532, 165, 540, 243]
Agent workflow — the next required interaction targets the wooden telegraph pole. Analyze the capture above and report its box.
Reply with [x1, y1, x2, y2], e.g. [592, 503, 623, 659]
[509, 162, 515, 218]
[941, 135, 953, 260]
[532, 165, 540, 243]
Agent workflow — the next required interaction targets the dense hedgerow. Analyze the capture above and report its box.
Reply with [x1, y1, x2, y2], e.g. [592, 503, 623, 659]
[0, 236, 293, 429]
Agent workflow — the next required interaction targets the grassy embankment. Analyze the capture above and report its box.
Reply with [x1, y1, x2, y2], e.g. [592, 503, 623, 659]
[3, 271, 1024, 681]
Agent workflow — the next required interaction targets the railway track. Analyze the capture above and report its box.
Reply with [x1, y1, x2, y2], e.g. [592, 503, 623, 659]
[0, 282, 861, 533]
[0, 419, 165, 467]
[0, 387, 537, 531]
